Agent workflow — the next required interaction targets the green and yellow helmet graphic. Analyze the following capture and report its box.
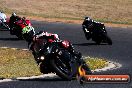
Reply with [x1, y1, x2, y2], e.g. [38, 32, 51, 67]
[22, 26, 34, 34]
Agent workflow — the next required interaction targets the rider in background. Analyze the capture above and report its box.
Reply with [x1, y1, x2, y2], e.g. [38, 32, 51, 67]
[0, 11, 7, 28]
[82, 17, 104, 40]
[0, 11, 7, 23]
[82, 17, 103, 29]
[9, 12, 21, 30]
[82, 17, 95, 32]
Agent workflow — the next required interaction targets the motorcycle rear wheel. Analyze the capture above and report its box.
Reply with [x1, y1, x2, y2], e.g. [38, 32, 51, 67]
[16, 34, 23, 40]
[92, 37, 101, 45]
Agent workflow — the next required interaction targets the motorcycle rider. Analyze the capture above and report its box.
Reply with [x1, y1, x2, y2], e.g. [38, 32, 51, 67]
[0, 11, 7, 28]
[0, 11, 7, 23]
[82, 17, 104, 40]
[9, 12, 22, 33]
[23, 30, 78, 63]
[22, 28, 92, 74]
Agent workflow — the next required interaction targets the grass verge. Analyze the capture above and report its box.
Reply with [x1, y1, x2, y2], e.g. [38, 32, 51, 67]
[84, 56, 107, 70]
[0, 48, 107, 78]
[0, 48, 41, 78]
[0, 0, 132, 25]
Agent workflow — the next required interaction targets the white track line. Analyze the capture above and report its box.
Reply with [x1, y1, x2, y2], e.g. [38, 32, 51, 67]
[0, 79, 14, 83]
[16, 73, 58, 80]
[93, 61, 122, 72]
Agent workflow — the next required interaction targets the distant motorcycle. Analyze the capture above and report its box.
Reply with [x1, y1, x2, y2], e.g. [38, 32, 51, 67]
[82, 22, 112, 45]
[0, 17, 10, 30]
[30, 39, 91, 80]
[10, 18, 33, 39]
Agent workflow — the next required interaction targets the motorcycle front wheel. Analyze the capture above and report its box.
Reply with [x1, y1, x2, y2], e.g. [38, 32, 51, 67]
[102, 34, 112, 45]
[50, 54, 78, 80]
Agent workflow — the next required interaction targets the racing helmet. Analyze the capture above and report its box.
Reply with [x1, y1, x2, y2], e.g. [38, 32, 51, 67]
[12, 12, 16, 17]
[22, 26, 35, 42]
[22, 17, 26, 20]
[84, 17, 92, 22]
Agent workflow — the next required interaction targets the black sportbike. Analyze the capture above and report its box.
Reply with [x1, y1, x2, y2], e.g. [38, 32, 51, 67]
[82, 22, 112, 45]
[30, 39, 92, 80]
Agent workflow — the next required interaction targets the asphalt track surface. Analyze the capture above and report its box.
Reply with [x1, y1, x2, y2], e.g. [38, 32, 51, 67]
[0, 20, 132, 88]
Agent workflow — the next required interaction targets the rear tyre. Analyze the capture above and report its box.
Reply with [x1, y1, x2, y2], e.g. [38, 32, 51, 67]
[92, 35, 102, 45]
[16, 34, 23, 40]
[93, 38, 101, 45]
[78, 76, 84, 84]
[82, 64, 92, 74]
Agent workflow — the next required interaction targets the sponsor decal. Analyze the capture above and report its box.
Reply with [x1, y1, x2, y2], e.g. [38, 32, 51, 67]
[78, 66, 130, 84]
[79, 75, 130, 83]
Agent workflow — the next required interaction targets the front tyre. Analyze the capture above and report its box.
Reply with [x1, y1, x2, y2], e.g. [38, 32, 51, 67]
[103, 34, 112, 45]
[50, 56, 77, 80]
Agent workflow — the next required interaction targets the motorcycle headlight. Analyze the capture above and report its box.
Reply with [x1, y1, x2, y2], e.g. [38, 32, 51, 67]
[40, 56, 45, 60]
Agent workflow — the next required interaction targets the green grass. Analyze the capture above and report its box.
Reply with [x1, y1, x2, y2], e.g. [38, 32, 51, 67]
[84, 56, 107, 70]
[0, 48, 42, 78]
[0, 48, 107, 78]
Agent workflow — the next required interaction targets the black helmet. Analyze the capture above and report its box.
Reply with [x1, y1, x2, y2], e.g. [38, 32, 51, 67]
[12, 12, 16, 17]
[22, 26, 35, 42]
[84, 17, 92, 22]
[22, 17, 26, 20]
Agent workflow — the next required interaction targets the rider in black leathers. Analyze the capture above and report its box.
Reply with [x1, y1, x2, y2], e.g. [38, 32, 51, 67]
[22, 28, 92, 74]
[82, 17, 105, 40]
[9, 13, 22, 33]
[24, 31, 80, 62]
